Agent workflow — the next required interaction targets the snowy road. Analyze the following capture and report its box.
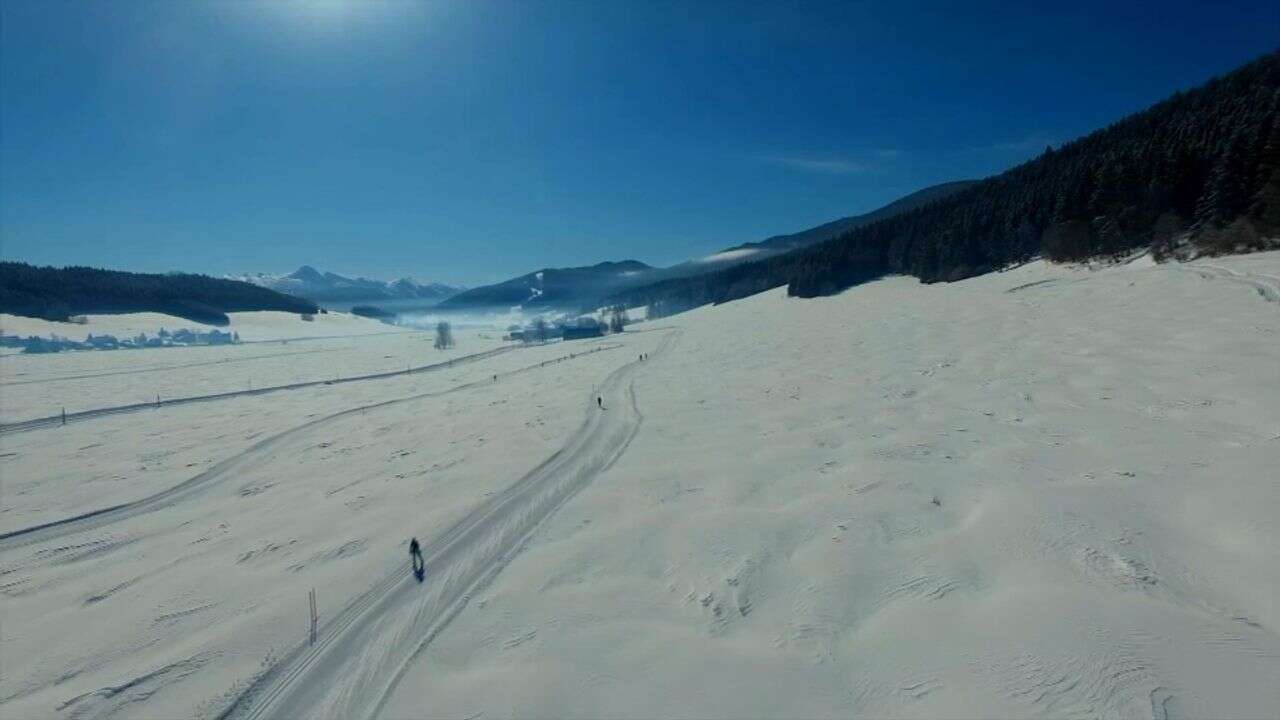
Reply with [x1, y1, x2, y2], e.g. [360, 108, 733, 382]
[221, 330, 677, 720]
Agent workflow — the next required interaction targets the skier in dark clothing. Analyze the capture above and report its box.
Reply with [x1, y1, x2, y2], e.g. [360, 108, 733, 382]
[597, 395, 603, 409]
[409, 537, 424, 582]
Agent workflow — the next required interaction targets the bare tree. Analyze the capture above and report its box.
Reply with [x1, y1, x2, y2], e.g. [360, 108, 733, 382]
[532, 317, 549, 344]
[434, 320, 454, 350]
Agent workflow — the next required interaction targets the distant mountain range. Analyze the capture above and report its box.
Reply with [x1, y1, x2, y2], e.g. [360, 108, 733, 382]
[439, 180, 976, 312]
[231, 266, 464, 305]
[438, 261, 652, 311]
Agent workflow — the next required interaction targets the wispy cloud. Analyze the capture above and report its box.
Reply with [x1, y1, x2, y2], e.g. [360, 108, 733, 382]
[964, 132, 1058, 154]
[765, 156, 867, 174]
[759, 149, 902, 175]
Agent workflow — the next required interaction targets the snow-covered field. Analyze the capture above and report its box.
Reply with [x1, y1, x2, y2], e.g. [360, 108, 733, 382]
[0, 309, 401, 344]
[3, 254, 1279, 719]
[0, 310, 434, 422]
[0, 331, 511, 423]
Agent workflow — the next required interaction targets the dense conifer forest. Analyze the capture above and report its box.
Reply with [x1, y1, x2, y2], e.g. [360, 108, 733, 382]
[0, 262, 318, 325]
[613, 51, 1280, 316]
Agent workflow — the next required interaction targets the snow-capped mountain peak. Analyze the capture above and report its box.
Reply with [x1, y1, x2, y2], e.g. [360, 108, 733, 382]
[230, 266, 464, 305]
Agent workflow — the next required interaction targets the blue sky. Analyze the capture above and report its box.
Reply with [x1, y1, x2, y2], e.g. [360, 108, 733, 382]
[2, 1, 1276, 285]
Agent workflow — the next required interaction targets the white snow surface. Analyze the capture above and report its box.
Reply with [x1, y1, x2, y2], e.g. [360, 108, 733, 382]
[0, 309, 398, 344]
[2, 253, 1279, 719]
[0, 331, 506, 423]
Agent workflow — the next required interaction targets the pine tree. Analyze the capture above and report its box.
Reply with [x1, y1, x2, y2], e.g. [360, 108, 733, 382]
[1250, 118, 1280, 234]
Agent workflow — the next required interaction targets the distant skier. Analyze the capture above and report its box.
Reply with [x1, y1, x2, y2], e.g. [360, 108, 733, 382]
[597, 395, 603, 409]
[409, 537, 424, 582]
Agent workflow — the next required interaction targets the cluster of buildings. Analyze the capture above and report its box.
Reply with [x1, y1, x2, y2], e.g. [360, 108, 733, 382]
[0, 327, 240, 354]
[504, 316, 605, 343]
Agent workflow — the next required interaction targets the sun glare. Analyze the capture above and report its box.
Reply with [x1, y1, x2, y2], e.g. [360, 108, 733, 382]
[252, 0, 417, 34]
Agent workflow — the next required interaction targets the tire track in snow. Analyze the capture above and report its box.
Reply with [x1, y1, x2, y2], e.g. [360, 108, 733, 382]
[220, 330, 677, 720]
[0, 343, 624, 550]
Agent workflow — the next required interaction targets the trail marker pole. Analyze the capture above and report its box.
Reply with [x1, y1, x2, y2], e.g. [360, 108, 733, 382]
[61, 407, 66, 426]
[309, 588, 318, 645]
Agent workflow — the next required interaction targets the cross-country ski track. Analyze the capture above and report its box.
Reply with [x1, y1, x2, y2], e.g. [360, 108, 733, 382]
[220, 329, 677, 720]
[0, 346, 345, 387]
[0, 341, 627, 549]
[1178, 261, 1280, 303]
[0, 344, 520, 435]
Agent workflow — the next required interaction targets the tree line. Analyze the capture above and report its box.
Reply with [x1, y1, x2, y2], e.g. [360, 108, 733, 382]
[610, 50, 1280, 314]
[0, 262, 319, 325]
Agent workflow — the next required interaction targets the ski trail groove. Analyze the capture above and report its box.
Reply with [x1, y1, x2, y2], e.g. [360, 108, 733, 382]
[0, 343, 624, 550]
[1178, 263, 1280, 304]
[0, 345, 519, 435]
[221, 330, 677, 720]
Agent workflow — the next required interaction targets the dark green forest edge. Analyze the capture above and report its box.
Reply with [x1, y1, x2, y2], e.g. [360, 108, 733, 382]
[614, 51, 1280, 316]
[0, 263, 318, 326]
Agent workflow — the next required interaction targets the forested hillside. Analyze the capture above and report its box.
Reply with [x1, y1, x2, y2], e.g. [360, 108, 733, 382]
[0, 263, 318, 325]
[727, 180, 977, 255]
[613, 50, 1280, 315]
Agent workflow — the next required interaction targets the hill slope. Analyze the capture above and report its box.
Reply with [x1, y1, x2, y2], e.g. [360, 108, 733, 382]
[385, 251, 1280, 719]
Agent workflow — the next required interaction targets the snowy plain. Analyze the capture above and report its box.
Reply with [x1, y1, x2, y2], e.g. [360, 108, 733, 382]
[0, 311, 446, 421]
[0, 309, 401, 344]
[2, 254, 1279, 719]
[0, 331, 521, 423]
